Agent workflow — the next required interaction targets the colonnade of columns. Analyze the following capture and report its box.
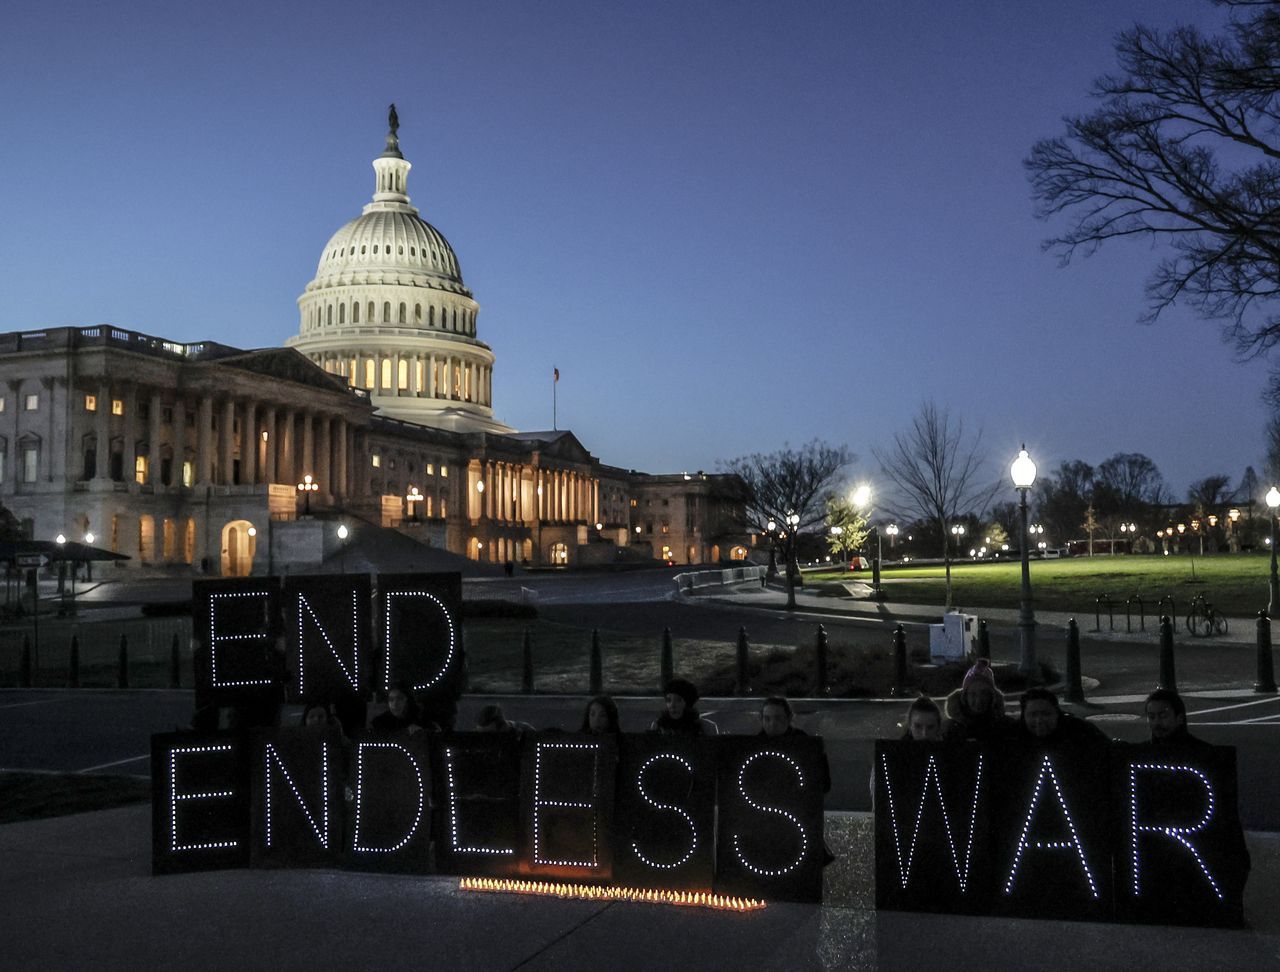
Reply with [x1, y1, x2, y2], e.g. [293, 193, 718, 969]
[314, 350, 492, 407]
[85, 379, 365, 500]
[470, 460, 599, 525]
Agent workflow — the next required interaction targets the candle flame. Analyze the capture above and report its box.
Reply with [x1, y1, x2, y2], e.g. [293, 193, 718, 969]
[458, 877, 765, 912]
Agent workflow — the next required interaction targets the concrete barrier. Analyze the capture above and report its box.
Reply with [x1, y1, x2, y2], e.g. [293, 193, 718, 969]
[673, 564, 765, 594]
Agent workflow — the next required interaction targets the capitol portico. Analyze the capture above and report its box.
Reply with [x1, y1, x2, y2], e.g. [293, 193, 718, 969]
[0, 110, 748, 576]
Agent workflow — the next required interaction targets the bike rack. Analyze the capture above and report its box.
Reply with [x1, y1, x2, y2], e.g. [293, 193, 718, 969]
[1095, 593, 1114, 632]
[1186, 593, 1208, 637]
[1157, 594, 1176, 626]
[1126, 594, 1145, 633]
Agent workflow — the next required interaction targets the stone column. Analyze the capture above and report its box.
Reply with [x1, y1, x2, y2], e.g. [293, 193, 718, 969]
[196, 395, 213, 486]
[334, 417, 348, 500]
[171, 398, 186, 487]
[220, 398, 236, 485]
[241, 401, 256, 486]
[300, 411, 315, 483]
[427, 354, 436, 397]
[93, 380, 111, 482]
[119, 384, 136, 484]
[316, 414, 331, 497]
[279, 408, 295, 486]
[262, 405, 277, 484]
[148, 390, 162, 488]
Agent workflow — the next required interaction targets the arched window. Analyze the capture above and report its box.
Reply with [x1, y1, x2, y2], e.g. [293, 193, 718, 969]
[368, 301, 375, 322]
[398, 358, 409, 390]
[428, 306, 435, 327]
[353, 301, 360, 323]
[364, 359, 375, 388]
[360, 245, 366, 255]
[384, 302, 391, 322]
[381, 358, 393, 390]
[452, 308, 459, 330]
[414, 304, 422, 324]
[399, 303, 407, 324]
[338, 304, 345, 324]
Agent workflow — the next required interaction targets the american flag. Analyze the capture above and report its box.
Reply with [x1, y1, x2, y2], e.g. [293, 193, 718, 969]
[554, 367, 559, 382]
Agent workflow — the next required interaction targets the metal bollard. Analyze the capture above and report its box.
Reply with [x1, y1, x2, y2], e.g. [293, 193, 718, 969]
[20, 634, 32, 688]
[735, 626, 751, 695]
[660, 626, 674, 691]
[976, 619, 991, 661]
[169, 632, 181, 689]
[1064, 619, 1084, 704]
[522, 627, 534, 694]
[1157, 615, 1176, 693]
[814, 624, 829, 696]
[891, 624, 908, 697]
[118, 633, 129, 689]
[68, 634, 80, 688]
[589, 629, 603, 695]
[1255, 612, 1277, 694]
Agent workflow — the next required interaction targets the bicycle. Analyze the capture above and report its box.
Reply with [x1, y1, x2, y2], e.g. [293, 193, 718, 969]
[1185, 594, 1228, 637]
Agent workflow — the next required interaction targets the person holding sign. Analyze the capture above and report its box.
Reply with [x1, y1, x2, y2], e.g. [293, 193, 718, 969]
[370, 681, 427, 736]
[902, 696, 943, 741]
[1017, 687, 1108, 748]
[1144, 689, 1208, 748]
[581, 695, 621, 735]
[651, 679, 718, 736]
[943, 659, 1014, 743]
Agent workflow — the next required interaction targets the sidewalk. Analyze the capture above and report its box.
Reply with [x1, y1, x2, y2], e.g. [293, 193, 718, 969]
[2, 804, 1277, 971]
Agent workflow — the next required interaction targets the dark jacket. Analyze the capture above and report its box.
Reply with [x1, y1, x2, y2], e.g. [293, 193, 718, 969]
[1018, 711, 1109, 748]
[943, 687, 1015, 743]
[757, 726, 831, 794]
[650, 710, 717, 737]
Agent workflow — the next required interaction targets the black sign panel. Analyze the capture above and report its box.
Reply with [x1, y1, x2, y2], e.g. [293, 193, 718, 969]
[283, 574, 373, 704]
[714, 736, 826, 903]
[988, 743, 1114, 922]
[431, 733, 522, 877]
[250, 727, 345, 869]
[346, 732, 432, 873]
[613, 735, 716, 891]
[193, 578, 283, 706]
[376, 573, 464, 702]
[1112, 743, 1248, 928]
[519, 734, 616, 881]
[874, 740, 992, 913]
[151, 731, 250, 875]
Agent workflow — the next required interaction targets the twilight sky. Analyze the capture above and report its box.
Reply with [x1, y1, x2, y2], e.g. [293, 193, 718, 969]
[0, 0, 1264, 501]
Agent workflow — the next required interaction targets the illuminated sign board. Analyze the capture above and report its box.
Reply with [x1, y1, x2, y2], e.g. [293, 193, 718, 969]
[431, 732, 522, 877]
[283, 574, 372, 704]
[249, 726, 344, 869]
[151, 731, 250, 875]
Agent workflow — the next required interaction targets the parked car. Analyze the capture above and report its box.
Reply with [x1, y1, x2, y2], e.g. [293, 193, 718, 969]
[846, 556, 871, 571]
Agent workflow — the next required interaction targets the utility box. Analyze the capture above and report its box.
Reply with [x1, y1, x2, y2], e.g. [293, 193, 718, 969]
[929, 612, 978, 662]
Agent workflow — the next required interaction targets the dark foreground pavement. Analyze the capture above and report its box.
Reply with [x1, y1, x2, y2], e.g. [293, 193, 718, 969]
[1, 806, 1278, 971]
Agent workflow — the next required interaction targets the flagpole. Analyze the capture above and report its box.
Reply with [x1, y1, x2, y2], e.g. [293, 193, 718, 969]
[553, 366, 558, 430]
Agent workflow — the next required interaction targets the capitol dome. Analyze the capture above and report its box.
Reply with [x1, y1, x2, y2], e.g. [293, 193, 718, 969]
[286, 109, 512, 435]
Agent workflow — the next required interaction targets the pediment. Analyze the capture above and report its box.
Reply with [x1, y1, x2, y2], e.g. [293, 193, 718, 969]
[503, 429, 597, 465]
[214, 348, 351, 394]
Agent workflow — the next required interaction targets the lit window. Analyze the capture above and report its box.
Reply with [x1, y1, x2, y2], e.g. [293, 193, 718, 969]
[0, 397, 6, 412]
[182, 460, 193, 488]
[630, 499, 637, 508]
[440, 465, 448, 478]
[426, 463, 434, 475]
[22, 445, 37, 482]
[85, 395, 97, 412]
[111, 399, 124, 416]
[135, 456, 147, 484]
[372, 454, 381, 468]
[24, 394, 38, 411]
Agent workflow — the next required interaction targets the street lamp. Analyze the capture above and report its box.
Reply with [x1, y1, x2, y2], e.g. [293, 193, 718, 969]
[1010, 445, 1038, 679]
[297, 473, 318, 516]
[1267, 486, 1280, 615]
[885, 523, 899, 551]
[829, 524, 843, 565]
[853, 485, 884, 598]
[765, 518, 778, 579]
[337, 523, 350, 573]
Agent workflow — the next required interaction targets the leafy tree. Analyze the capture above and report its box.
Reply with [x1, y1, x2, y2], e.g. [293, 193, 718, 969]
[824, 497, 870, 563]
[1034, 459, 1095, 544]
[0, 503, 21, 542]
[1027, 1, 1280, 357]
[874, 402, 998, 608]
[720, 441, 852, 609]
[987, 501, 1020, 548]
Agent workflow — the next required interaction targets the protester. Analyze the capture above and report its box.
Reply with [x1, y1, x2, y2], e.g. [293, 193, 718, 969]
[758, 695, 834, 864]
[943, 658, 1014, 742]
[581, 695, 621, 735]
[370, 681, 425, 736]
[1017, 687, 1108, 746]
[902, 696, 943, 741]
[651, 678, 718, 736]
[300, 702, 335, 728]
[475, 702, 534, 735]
[1144, 688, 1208, 747]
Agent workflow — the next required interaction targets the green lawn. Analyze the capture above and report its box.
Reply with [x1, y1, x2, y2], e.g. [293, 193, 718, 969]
[807, 553, 1272, 619]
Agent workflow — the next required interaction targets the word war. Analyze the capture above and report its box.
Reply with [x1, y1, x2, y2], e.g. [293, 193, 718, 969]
[874, 740, 1248, 927]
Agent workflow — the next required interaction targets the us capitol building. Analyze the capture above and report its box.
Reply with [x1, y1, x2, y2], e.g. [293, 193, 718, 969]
[0, 111, 748, 576]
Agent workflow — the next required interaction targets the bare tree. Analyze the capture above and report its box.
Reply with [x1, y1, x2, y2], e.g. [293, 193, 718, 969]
[1026, 1, 1280, 357]
[720, 440, 852, 609]
[874, 402, 999, 609]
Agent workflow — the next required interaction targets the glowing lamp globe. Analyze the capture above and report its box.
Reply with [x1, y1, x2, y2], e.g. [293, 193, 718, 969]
[1268, 487, 1280, 510]
[1010, 447, 1036, 490]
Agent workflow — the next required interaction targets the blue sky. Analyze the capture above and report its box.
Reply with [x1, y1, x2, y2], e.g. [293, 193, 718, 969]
[0, 0, 1263, 500]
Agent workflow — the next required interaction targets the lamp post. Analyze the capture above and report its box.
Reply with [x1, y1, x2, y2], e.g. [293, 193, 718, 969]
[337, 523, 349, 573]
[1267, 487, 1280, 615]
[1011, 445, 1038, 678]
[297, 473, 318, 516]
[766, 518, 778, 579]
[852, 484, 883, 599]
[829, 525, 843, 564]
[405, 485, 422, 522]
[885, 523, 899, 553]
